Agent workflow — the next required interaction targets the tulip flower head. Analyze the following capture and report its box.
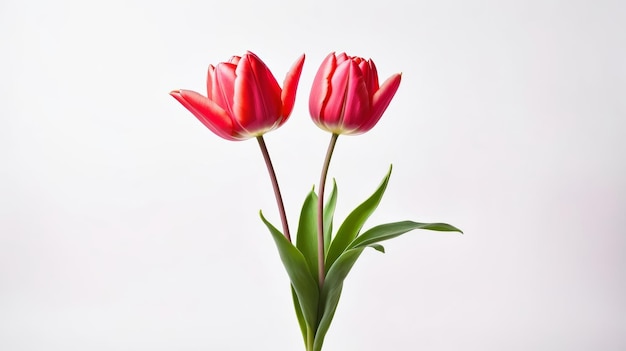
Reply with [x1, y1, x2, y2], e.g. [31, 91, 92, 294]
[171, 51, 305, 141]
[309, 52, 402, 135]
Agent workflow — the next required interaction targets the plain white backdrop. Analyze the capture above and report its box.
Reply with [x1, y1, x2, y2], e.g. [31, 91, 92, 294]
[1, 0, 625, 350]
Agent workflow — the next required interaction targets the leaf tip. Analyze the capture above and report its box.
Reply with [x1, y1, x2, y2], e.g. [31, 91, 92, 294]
[383, 164, 393, 181]
[447, 224, 463, 234]
[369, 244, 386, 253]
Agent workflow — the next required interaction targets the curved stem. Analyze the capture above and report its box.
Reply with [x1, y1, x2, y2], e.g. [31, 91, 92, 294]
[317, 133, 339, 287]
[257, 136, 291, 242]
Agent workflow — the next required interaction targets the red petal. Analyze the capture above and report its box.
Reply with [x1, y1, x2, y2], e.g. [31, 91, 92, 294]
[360, 73, 402, 133]
[170, 90, 243, 141]
[206, 64, 215, 100]
[336, 60, 370, 134]
[336, 52, 349, 64]
[365, 59, 379, 95]
[308, 52, 336, 129]
[213, 62, 237, 116]
[233, 52, 282, 135]
[358, 59, 369, 79]
[321, 59, 353, 131]
[280, 53, 305, 122]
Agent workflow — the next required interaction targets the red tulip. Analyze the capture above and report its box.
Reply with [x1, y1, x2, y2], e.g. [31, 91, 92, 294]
[309, 52, 401, 135]
[171, 51, 305, 141]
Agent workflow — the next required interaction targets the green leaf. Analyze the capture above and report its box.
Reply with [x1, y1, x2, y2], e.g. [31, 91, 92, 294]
[325, 165, 393, 271]
[291, 287, 308, 345]
[296, 189, 320, 280]
[323, 179, 338, 256]
[368, 243, 385, 253]
[314, 220, 461, 350]
[350, 221, 463, 250]
[314, 248, 364, 351]
[259, 211, 319, 329]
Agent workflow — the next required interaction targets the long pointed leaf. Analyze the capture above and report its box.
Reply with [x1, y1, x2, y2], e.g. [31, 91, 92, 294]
[350, 221, 463, 250]
[314, 248, 364, 351]
[316, 221, 461, 350]
[296, 189, 319, 280]
[291, 287, 308, 345]
[260, 211, 319, 329]
[325, 165, 392, 271]
[323, 179, 338, 255]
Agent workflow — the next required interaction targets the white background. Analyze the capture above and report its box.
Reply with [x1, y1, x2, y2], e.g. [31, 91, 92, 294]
[1, 0, 625, 350]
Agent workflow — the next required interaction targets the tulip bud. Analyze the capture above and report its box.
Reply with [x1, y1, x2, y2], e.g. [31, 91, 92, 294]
[309, 52, 401, 135]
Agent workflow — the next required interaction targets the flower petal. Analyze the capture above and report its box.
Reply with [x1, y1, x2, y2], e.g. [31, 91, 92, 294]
[206, 64, 215, 100]
[336, 52, 349, 64]
[213, 62, 237, 117]
[280, 53, 305, 122]
[357, 59, 369, 78]
[364, 59, 379, 96]
[170, 89, 243, 141]
[308, 52, 336, 127]
[360, 73, 402, 133]
[320, 59, 354, 131]
[336, 60, 370, 134]
[233, 52, 282, 135]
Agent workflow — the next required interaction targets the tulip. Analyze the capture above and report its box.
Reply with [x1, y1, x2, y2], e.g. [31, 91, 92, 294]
[309, 52, 401, 135]
[309, 53, 402, 288]
[171, 51, 305, 242]
[171, 51, 305, 141]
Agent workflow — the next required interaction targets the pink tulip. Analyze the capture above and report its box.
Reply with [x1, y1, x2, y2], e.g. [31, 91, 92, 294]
[309, 52, 402, 135]
[171, 51, 305, 141]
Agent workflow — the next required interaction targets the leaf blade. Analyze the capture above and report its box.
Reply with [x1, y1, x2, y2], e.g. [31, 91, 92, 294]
[368, 243, 385, 253]
[296, 189, 320, 280]
[291, 286, 308, 345]
[260, 211, 319, 329]
[314, 248, 364, 351]
[350, 221, 463, 249]
[325, 165, 393, 270]
[323, 179, 338, 256]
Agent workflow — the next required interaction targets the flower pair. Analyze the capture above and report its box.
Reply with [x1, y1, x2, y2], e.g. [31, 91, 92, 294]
[171, 51, 402, 139]
[169, 51, 462, 351]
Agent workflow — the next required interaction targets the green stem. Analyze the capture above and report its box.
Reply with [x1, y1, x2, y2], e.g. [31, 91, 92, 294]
[257, 136, 291, 242]
[316, 133, 339, 287]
